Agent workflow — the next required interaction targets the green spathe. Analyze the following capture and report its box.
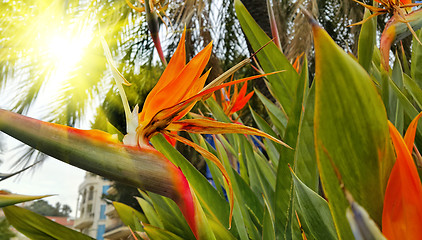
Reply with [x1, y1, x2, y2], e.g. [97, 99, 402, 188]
[313, 23, 395, 239]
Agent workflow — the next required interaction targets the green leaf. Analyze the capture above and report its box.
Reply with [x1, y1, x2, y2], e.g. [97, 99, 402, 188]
[150, 134, 230, 228]
[291, 169, 338, 240]
[274, 55, 308, 237]
[0, 191, 51, 208]
[112, 201, 148, 232]
[207, 217, 237, 240]
[262, 195, 276, 240]
[3, 206, 94, 240]
[388, 74, 419, 118]
[358, 8, 377, 72]
[143, 224, 185, 240]
[389, 54, 404, 133]
[213, 136, 262, 240]
[403, 73, 422, 109]
[386, 73, 422, 146]
[249, 107, 280, 167]
[147, 193, 196, 240]
[313, 23, 395, 239]
[294, 83, 318, 191]
[136, 197, 164, 229]
[255, 89, 287, 135]
[411, 29, 422, 88]
[235, 0, 299, 117]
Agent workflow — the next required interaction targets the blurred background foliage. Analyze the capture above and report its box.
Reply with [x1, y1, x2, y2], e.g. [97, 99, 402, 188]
[3, 0, 409, 209]
[0, 0, 374, 128]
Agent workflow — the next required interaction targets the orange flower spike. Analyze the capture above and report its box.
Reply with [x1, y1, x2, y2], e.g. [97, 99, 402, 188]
[292, 53, 304, 73]
[382, 113, 422, 240]
[230, 82, 254, 115]
[174, 69, 211, 122]
[403, 112, 422, 151]
[139, 31, 212, 126]
[139, 29, 186, 123]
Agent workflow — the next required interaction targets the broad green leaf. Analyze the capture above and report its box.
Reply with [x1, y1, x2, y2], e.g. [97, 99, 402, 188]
[250, 107, 280, 167]
[291, 169, 338, 240]
[274, 56, 308, 237]
[372, 47, 382, 74]
[388, 74, 420, 118]
[411, 29, 422, 88]
[249, 107, 279, 139]
[294, 83, 318, 191]
[235, 0, 299, 117]
[346, 201, 386, 240]
[255, 89, 287, 135]
[113, 201, 147, 231]
[389, 54, 404, 133]
[403, 73, 422, 109]
[150, 134, 220, 238]
[0, 191, 51, 208]
[136, 197, 164, 229]
[213, 136, 262, 239]
[358, 8, 377, 72]
[262, 203, 276, 240]
[387, 74, 422, 147]
[147, 193, 196, 240]
[313, 23, 394, 239]
[240, 137, 274, 208]
[231, 194, 255, 240]
[150, 134, 230, 228]
[3, 206, 94, 240]
[143, 224, 185, 240]
[204, 98, 237, 145]
[207, 217, 237, 240]
[400, 43, 411, 76]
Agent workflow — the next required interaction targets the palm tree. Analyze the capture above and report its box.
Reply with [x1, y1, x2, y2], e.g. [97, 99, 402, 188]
[1, 0, 385, 171]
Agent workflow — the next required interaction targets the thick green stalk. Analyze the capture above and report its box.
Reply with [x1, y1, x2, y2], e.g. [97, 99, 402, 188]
[0, 109, 177, 199]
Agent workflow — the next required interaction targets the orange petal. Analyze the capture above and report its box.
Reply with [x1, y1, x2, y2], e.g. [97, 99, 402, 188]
[400, 0, 412, 6]
[403, 112, 422, 152]
[141, 41, 212, 124]
[230, 83, 254, 114]
[151, 71, 283, 125]
[292, 53, 304, 73]
[382, 121, 422, 239]
[380, 17, 397, 70]
[139, 29, 187, 122]
[166, 118, 291, 149]
[173, 69, 211, 122]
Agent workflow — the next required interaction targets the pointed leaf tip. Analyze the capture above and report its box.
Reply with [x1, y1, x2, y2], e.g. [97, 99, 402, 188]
[383, 120, 422, 240]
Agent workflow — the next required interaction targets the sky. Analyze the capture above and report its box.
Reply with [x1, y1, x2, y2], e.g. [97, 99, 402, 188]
[0, 134, 86, 218]
[0, 77, 87, 218]
[0, 12, 97, 218]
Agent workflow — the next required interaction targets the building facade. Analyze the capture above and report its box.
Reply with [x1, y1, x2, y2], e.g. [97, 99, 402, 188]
[74, 172, 111, 239]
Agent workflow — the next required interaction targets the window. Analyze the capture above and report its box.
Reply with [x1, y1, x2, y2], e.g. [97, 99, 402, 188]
[99, 204, 106, 220]
[87, 204, 92, 213]
[102, 185, 110, 195]
[88, 186, 94, 201]
[96, 224, 105, 240]
[82, 189, 86, 203]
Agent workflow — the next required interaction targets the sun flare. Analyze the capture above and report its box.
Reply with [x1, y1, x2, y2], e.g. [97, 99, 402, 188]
[43, 29, 92, 84]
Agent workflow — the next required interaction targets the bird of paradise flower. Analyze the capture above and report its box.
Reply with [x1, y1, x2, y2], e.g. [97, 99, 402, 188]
[0, 27, 288, 239]
[383, 112, 422, 239]
[101, 26, 288, 229]
[351, 0, 422, 70]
